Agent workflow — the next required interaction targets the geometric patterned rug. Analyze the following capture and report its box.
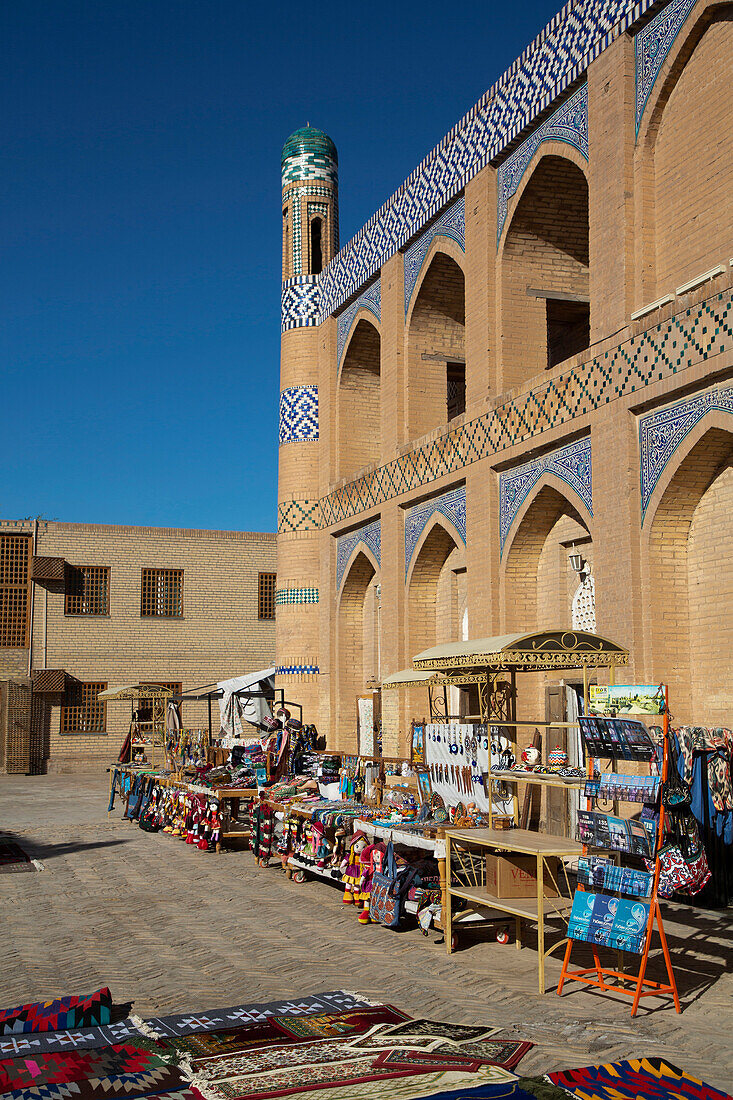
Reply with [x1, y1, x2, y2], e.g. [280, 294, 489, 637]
[547, 1057, 733, 1100]
[0, 840, 36, 874]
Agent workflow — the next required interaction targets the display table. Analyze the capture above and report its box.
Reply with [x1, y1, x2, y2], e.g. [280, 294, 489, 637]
[444, 827, 582, 993]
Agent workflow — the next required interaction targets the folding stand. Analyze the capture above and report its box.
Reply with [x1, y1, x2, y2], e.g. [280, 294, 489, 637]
[556, 687, 680, 1015]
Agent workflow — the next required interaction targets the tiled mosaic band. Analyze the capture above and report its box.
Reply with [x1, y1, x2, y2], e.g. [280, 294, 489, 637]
[278, 499, 321, 533]
[405, 486, 467, 578]
[639, 384, 733, 521]
[283, 184, 335, 277]
[337, 280, 381, 368]
[336, 519, 382, 591]
[281, 276, 320, 332]
[279, 385, 319, 444]
[635, 0, 697, 132]
[497, 83, 588, 245]
[275, 587, 320, 605]
[282, 128, 338, 186]
[319, 288, 732, 528]
[318, 0, 677, 318]
[275, 664, 320, 676]
[404, 197, 465, 315]
[499, 436, 593, 555]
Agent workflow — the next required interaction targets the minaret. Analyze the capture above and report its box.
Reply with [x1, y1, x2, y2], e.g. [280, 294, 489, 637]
[276, 126, 338, 725]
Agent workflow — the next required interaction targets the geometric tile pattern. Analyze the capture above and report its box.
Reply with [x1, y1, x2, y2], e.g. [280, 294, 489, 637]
[635, 0, 697, 133]
[639, 384, 733, 522]
[336, 279, 382, 368]
[499, 435, 592, 555]
[405, 486, 467, 578]
[404, 197, 465, 315]
[277, 499, 321, 533]
[281, 276, 320, 332]
[497, 83, 588, 245]
[336, 518, 381, 591]
[275, 664, 320, 676]
[281, 128, 338, 185]
[319, 288, 733, 529]
[279, 385, 319, 444]
[275, 587, 319, 605]
[318, 0, 670, 319]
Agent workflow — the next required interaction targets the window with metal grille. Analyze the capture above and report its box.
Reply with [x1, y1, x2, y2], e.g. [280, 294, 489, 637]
[141, 569, 183, 617]
[258, 572, 276, 619]
[60, 681, 107, 733]
[65, 565, 110, 616]
[0, 534, 31, 648]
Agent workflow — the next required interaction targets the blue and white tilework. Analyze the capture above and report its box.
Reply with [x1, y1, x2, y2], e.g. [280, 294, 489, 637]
[635, 0, 697, 133]
[275, 664, 320, 676]
[639, 385, 733, 522]
[284, 185, 335, 276]
[404, 198, 465, 315]
[336, 280, 381, 368]
[281, 276, 320, 332]
[336, 519, 381, 591]
[404, 486, 467, 579]
[318, 0, 665, 318]
[279, 385, 319, 444]
[275, 587, 320, 605]
[499, 436, 593, 555]
[496, 83, 588, 245]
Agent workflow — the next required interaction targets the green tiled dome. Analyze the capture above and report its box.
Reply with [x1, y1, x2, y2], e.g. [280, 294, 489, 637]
[282, 126, 337, 168]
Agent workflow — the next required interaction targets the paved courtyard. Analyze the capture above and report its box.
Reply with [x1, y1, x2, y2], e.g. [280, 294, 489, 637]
[1, 774, 732, 1090]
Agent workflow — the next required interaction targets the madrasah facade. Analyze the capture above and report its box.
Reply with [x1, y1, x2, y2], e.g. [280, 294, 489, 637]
[275, 0, 733, 754]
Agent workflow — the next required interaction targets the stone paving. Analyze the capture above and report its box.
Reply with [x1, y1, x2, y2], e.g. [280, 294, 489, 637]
[1, 774, 732, 1090]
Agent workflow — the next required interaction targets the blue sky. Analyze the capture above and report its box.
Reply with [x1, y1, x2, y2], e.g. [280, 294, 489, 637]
[2, 0, 561, 532]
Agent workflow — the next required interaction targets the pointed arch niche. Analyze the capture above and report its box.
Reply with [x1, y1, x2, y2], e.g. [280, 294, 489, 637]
[335, 548, 380, 753]
[338, 318, 381, 481]
[646, 424, 733, 725]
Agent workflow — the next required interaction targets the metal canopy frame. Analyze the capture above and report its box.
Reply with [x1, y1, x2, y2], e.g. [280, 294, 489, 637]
[98, 683, 174, 768]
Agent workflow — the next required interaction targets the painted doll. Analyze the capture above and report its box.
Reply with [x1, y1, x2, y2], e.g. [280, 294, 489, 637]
[341, 830, 368, 904]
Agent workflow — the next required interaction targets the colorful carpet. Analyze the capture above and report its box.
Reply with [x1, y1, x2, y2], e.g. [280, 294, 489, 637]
[141, 994, 370, 1040]
[0, 842, 33, 873]
[168, 1006, 408, 1062]
[0, 1044, 172, 1091]
[0, 991, 112, 1037]
[547, 1057, 732, 1100]
[4, 1066, 188, 1100]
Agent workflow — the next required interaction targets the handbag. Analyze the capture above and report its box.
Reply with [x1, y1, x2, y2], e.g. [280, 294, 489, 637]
[653, 844, 711, 898]
[369, 841, 420, 929]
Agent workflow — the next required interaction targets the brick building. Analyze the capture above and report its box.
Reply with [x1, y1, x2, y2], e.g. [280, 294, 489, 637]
[276, 0, 733, 752]
[0, 520, 276, 772]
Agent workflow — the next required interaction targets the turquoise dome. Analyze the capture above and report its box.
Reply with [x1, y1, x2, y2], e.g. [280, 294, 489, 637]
[281, 126, 337, 168]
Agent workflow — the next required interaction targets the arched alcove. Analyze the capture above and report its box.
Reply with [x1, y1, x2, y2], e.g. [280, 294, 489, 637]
[338, 319, 381, 480]
[407, 251, 465, 441]
[336, 550, 379, 750]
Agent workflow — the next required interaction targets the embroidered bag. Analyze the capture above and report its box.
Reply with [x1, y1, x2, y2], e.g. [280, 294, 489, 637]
[369, 841, 419, 929]
[653, 844, 711, 898]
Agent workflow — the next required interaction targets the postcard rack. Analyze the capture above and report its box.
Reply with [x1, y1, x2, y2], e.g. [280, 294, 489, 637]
[556, 686, 680, 1015]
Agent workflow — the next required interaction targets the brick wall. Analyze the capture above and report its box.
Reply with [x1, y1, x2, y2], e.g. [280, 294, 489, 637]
[407, 252, 465, 441]
[338, 320, 381, 480]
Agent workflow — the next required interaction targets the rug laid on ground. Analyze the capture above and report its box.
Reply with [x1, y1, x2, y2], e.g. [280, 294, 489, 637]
[0, 991, 112, 1037]
[0, 842, 36, 875]
[547, 1056, 732, 1100]
[0, 1043, 173, 1091]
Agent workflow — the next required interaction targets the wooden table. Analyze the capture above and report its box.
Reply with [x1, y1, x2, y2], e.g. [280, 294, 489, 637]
[444, 827, 582, 993]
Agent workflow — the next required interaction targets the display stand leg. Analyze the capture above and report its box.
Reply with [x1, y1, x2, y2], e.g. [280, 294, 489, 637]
[557, 937, 572, 993]
[444, 834, 453, 955]
[515, 917, 522, 949]
[537, 853, 545, 993]
[654, 900, 681, 1012]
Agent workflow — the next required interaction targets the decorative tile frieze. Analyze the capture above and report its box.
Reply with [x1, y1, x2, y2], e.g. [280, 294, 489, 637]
[277, 499, 321, 533]
[317, 0, 667, 319]
[281, 276, 320, 332]
[336, 519, 381, 591]
[639, 384, 733, 521]
[275, 587, 320, 606]
[284, 184, 335, 276]
[279, 385, 319, 445]
[404, 487, 467, 578]
[404, 198, 465, 315]
[496, 84, 588, 245]
[499, 436, 593, 556]
[635, 0, 697, 133]
[313, 289, 732, 532]
[275, 663, 320, 676]
[336, 280, 381, 368]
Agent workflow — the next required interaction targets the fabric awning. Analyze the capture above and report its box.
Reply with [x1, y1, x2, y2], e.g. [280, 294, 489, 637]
[217, 667, 276, 738]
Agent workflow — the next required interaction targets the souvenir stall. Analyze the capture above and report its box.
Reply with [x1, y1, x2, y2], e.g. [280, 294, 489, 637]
[100, 683, 174, 769]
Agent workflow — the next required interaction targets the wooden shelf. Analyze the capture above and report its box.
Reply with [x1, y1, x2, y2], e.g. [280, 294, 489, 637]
[446, 827, 582, 858]
[490, 769, 585, 789]
[448, 884, 572, 920]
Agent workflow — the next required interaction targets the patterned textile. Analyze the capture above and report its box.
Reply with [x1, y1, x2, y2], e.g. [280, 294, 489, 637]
[547, 1056, 732, 1100]
[674, 727, 733, 811]
[0, 991, 112, 1036]
[171, 1007, 408, 1062]
[0, 1045, 169, 1091]
[141, 993, 371, 1041]
[0, 842, 34, 873]
[4, 1065, 187, 1100]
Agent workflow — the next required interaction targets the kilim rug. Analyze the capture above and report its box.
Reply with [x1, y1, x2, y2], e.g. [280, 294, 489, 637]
[168, 1006, 407, 1062]
[0, 841, 36, 874]
[0, 991, 112, 1036]
[4, 1065, 188, 1100]
[0, 1043, 172, 1091]
[547, 1057, 733, 1100]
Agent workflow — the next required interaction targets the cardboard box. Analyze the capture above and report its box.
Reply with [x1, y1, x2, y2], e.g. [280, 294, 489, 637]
[484, 853, 560, 899]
